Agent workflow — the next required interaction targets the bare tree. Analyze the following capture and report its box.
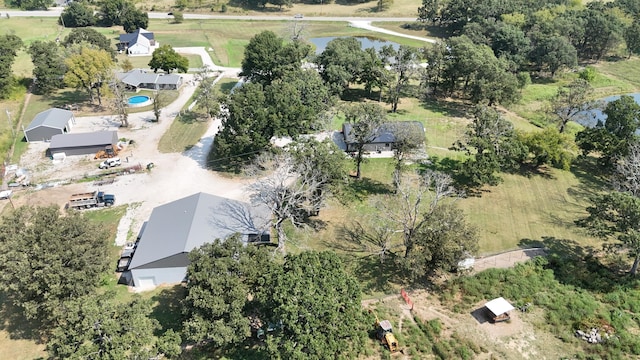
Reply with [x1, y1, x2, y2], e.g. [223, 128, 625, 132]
[388, 122, 426, 188]
[109, 81, 128, 127]
[550, 79, 599, 133]
[337, 215, 398, 263]
[377, 170, 458, 258]
[613, 141, 640, 197]
[247, 153, 319, 253]
[152, 91, 167, 122]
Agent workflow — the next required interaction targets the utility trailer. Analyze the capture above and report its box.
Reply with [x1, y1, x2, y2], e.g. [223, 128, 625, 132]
[68, 191, 115, 209]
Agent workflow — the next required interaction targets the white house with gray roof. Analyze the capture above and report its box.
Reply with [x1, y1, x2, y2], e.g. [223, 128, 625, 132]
[23, 108, 75, 142]
[116, 69, 183, 91]
[117, 28, 158, 56]
[128, 192, 271, 289]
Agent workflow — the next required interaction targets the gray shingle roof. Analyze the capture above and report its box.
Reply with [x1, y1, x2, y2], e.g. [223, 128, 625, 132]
[25, 108, 74, 131]
[129, 193, 271, 270]
[116, 69, 182, 87]
[343, 121, 425, 145]
[118, 28, 154, 46]
[49, 130, 117, 148]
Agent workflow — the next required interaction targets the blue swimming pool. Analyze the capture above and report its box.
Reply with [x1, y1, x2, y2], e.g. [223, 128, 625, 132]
[128, 95, 151, 107]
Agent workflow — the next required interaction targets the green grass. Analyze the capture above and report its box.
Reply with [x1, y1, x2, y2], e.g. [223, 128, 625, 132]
[158, 112, 211, 153]
[215, 78, 238, 94]
[596, 57, 640, 92]
[117, 54, 203, 70]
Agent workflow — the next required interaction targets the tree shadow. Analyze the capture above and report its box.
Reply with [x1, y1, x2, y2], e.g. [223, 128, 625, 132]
[518, 237, 640, 293]
[44, 89, 90, 109]
[0, 290, 45, 342]
[341, 87, 380, 102]
[344, 177, 393, 201]
[353, 254, 406, 294]
[419, 98, 470, 118]
[150, 285, 187, 334]
[219, 81, 238, 94]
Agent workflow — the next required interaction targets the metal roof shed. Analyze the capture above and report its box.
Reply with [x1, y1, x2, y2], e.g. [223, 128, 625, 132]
[48, 130, 118, 157]
[485, 297, 515, 323]
[23, 108, 75, 142]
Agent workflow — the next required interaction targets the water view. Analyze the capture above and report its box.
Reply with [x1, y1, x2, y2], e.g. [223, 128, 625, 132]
[309, 36, 400, 55]
[578, 93, 640, 128]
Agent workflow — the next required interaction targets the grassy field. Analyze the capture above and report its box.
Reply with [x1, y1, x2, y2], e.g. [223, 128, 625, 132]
[116, 53, 204, 70]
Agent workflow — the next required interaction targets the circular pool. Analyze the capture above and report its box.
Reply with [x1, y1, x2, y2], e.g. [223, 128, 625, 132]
[128, 95, 152, 107]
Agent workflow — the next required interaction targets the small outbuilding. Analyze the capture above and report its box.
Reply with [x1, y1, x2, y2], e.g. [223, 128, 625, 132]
[48, 130, 118, 157]
[485, 297, 515, 323]
[23, 108, 75, 142]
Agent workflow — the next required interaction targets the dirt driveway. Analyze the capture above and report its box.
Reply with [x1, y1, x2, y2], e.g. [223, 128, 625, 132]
[4, 72, 252, 245]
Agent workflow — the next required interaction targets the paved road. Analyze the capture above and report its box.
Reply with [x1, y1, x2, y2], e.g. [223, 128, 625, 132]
[2, 8, 416, 22]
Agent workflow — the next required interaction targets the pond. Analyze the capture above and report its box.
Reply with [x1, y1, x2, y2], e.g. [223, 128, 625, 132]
[309, 36, 400, 55]
[578, 93, 640, 128]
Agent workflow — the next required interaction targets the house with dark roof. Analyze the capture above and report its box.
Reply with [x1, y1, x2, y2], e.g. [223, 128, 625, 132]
[127, 192, 271, 289]
[47, 130, 118, 157]
[342, 121, 425, 152]
[116, 69, 183, 91]
[117, 28, 158, 55]
[23, 108, 75, 142]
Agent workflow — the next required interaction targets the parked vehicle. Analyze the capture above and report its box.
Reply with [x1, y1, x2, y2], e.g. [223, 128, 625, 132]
[116, 256, 131, 272]
[68, 191, 115, 209]
[0, 190, 11, 200]
[99, 158, 122, 169]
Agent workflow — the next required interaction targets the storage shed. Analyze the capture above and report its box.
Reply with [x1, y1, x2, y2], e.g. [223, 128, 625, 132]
[48, 130, 118, 157]
[342, 121, 425, 153]
[23, 108, 75, 142]
[485, 297, 515, 323]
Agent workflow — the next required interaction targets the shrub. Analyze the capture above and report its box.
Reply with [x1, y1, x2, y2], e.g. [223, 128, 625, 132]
[221, 4, 227, 12]
[579, 66, 597, 82]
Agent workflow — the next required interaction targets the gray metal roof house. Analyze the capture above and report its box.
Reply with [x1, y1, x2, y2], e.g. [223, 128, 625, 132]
[128, 192, 271, 289]
[116, 69, 183, 91]
[48, 130, 118, 157]
[23, 108, 75, 142]
[342, 121, 425, 152]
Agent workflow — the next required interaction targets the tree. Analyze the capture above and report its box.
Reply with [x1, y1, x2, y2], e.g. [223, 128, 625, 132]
[0, 34, 23, 99]
[379, 45, 420, 113]
[28, 41, 65, 95]
[240, 31, 309, 85]
[183, 237, 273, 348]
[453, 106, 527, 187]
[63, 28, 115, 58]
[404, 203, 478, 279]
[109, 81, 129, 127]
[47, 292, 177, 359]
[550, 79, 597, 133]
[149, 45, 189, 74]
[613, 141, 640, 198]
[573, 5, 623, 61]
[172, 11, 184, 23]
[209, 82, 271, 171]
[265, 69, 333, 137]
[248, 153, 318, 253]
[388, 122, 425, 187]
[122, 9, 149, 33]
[97, 0, 147, 30]
[65, 46, 114, 106]
[60, 1, 96, 27]
[624, 22, 640, 58]
[417, 0, 440, 24]
[258, 251, 368, 359]
[577, 191, 640, 275]
[344, 103, 387, 179]
[152, 91, 168, 122]
[9, 0, 50, 10]
[121, 58, 134, 72]
[316, 37, 366, 96]
[529, 34, 578, 77]
[0, 206, 111, 327]
[518, 127, 577, 171]
[288, 138, 350, 216]
[379, 170, 457, 258]
[193, 66, 220, 119]
[576, 95, 640, 167]
[491, 22, 531, 67]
